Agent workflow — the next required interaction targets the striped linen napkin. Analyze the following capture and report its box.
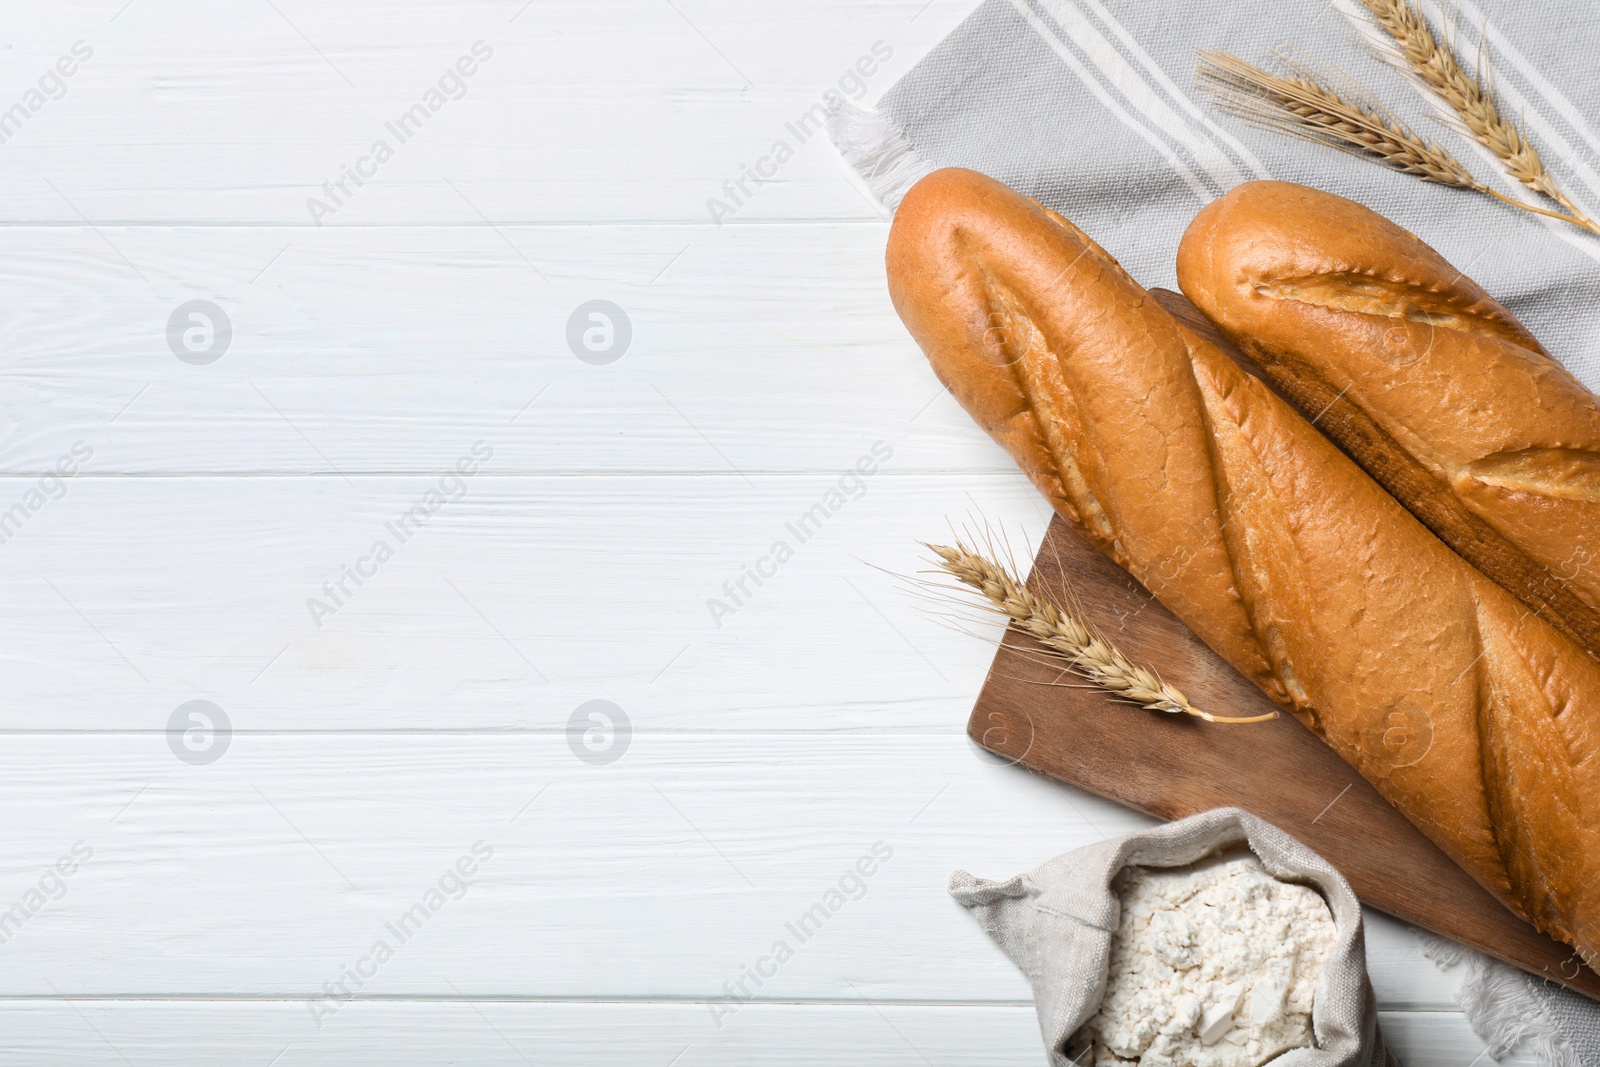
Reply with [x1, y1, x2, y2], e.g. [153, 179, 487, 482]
[832, 0, 1600, 391]
[833, 1, 1600, 1062]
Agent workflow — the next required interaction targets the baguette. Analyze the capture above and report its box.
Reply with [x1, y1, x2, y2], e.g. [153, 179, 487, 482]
[1177, 180, 1600, 660]
[886, 167, 1600, 965]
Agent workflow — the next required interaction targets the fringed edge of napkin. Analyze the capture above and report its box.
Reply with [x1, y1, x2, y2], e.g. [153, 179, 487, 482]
[1419, 931, 1582, 1066]
[827, 102, 936, 213]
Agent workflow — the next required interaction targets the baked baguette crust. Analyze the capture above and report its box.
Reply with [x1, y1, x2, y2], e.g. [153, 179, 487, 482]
[1177, 180, 1600, 660]
[887, 167, 1600, 963]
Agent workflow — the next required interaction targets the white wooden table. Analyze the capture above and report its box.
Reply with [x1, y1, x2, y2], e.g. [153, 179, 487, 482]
[0, 1, 1539, 1062]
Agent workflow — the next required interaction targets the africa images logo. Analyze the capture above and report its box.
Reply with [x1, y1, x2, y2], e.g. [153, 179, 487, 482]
[306, 41, 495, 226]
[706, 41, 893, 225]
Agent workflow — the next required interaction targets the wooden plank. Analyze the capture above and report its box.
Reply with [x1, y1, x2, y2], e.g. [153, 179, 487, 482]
[0, 1002, 1044, 1066]
[0, 0, 972, 225]
[969, 513, 1600, 1001]
[0, 731, 1144, 999]
[0, 731, 1460, 1008]
[0, 224, 998, 475]
[0, 473, 1044, 730]
[0, 1002, 1536, 1067]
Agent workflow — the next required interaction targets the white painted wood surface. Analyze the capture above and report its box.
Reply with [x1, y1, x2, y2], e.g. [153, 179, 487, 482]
[0, 0, 1532, 1062]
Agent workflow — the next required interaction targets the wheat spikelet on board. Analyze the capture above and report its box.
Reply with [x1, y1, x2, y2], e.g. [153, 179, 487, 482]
[924, 536, 1276, 725]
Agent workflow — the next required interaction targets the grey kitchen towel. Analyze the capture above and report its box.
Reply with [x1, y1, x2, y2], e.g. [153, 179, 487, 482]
[835, 0, 1600, 1060]
[950, 808, 1393, 1066]
[1420, 934, 1600, 1067]
[830, 0, 1600, 395]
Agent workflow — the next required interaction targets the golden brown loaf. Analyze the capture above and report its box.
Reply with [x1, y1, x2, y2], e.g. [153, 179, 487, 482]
[886, 167, 1600, 964]
[1177, 181, 1600, 660]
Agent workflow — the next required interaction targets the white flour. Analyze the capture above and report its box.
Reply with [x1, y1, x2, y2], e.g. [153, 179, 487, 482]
[1072, 851, 1337, 1066]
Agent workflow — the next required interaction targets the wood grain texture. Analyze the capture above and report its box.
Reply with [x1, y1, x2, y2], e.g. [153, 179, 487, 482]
[0, 224, 998, 475]
[0, 731, 1467, 1010]
[0, 474, 1045, 730]
[0, 732, 1149, 999]
[0, 1003, 1540, 1067]
[0, 1, 972, 225]
[970, 512, 1600, 1002]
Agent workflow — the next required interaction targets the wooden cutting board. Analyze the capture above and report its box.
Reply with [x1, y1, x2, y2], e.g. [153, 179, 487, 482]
[971, 513, 1600, 1001]
[968, 293, 1600, 1002]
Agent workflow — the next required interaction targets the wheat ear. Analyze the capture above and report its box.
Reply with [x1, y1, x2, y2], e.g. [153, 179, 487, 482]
[1197, 49, 1584, 228]
[1353, 0, 1599, 233]
[926, 539, 1275, 725]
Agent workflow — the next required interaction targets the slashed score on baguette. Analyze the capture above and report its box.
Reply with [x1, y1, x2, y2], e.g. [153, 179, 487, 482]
[1179, 181, 1600, 662]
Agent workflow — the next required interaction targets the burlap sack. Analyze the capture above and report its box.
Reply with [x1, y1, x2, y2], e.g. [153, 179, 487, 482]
[950, 807, 1395, 1066]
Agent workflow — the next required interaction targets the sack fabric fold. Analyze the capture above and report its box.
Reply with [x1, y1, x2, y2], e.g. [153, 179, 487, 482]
[950, 808, 1393, 1066]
